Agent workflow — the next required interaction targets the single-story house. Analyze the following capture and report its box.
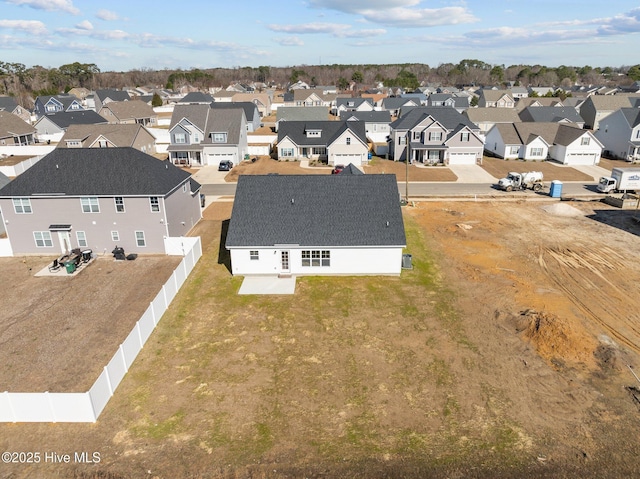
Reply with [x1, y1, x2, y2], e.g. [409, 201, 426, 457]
[485, 122, 602, 164]
[0, 147, 202, 255]
[277, 120, 369, 166]
[225, 174, 406, 276]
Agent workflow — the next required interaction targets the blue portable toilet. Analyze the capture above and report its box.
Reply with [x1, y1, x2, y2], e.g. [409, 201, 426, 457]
[549, 180, 563, 198]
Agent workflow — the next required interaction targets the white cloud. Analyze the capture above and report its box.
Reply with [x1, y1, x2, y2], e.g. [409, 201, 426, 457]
[75, 20, 93, 30]
[267, 22, 385, 38]
[307, 0, 478, 28]
[0, 19, 46, 35]
[274, 36, 304, 46]
[96, 9, 119, 21]
[6, 0, 79, 15]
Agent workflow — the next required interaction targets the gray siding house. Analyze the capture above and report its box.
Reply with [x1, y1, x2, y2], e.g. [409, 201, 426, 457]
[0, 148, 202, 256]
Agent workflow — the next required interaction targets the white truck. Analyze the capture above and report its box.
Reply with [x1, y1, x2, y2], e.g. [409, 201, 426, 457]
[597, 167, 640, 193]
[497, 171, 544, 192]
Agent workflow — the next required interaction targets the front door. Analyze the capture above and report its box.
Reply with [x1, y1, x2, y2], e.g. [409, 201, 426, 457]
[280, 251, 290, 273]
[57, 231, 71, 255]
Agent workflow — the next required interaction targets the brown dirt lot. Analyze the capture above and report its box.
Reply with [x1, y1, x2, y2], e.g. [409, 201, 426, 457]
[3, 200, 640, 478]
[0, 254, 180, 392]
[480, 157, 594, 181]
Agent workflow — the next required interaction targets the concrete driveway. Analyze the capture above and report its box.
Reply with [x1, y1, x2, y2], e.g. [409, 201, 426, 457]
[192, 165, 229, 184]
[448, 164, 498, 183]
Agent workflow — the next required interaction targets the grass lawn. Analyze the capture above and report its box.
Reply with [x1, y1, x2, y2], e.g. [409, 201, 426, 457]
[106, 203, 531, 474]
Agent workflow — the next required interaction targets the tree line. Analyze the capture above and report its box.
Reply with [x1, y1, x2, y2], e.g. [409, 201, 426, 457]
[1, 59, 639, 108]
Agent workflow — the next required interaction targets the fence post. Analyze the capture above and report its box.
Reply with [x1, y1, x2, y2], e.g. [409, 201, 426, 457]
[87, 391, 98, 423]
[119, 344, 128, 372]
[136, 322, 143, 348]
[104, 366, 114, 396]
[150, 301, 157, 326]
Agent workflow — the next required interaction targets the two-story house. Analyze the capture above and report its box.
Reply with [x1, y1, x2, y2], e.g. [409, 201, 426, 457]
[277, 120, 369, 166]
[98, 100, 157, 126]
[86, 89, 131, 112]
[210, 102, 261, 132]
[594, 107, 640, 161]
[477, 90, 515, 108]
[167, 104, 248, 166]
[33, 94, 84, 118]
[389, 107, 484, 165]
[0, 147, 202, 255]
[339, 110, 392, 155]
[33, 110, 108, 143]
[58, 123, 156, 154]
[579, 95, 640, 130]
[334, 97, 375, 116]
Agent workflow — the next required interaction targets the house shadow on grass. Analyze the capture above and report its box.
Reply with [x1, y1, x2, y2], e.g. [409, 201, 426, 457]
[218, 219, 232, 274]
[586, 209, 640, 238]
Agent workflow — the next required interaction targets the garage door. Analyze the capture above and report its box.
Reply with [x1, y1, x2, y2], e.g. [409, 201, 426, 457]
[332, 154, 362, 166]
[566, 152, 598, 166]
[448, 152, 477, 165]
[207, 153, 234, 166]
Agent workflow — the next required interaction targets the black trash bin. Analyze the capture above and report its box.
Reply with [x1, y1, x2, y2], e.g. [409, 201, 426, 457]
[81, 249, 93, 262]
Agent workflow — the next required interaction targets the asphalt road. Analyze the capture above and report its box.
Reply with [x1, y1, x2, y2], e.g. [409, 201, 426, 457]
[200, 180, 603, 200]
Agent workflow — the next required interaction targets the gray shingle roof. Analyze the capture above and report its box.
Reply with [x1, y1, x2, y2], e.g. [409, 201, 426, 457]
[40, 110, 108, 129]
[179, 92, 214, 103]
[277, 106, 329, 122]
[339, 110, 391, 122]
[226, 174, 406, 248]
[277, 121, 367, 146]
[0, 96, 18, 112]
[95, 89, 131, 103]
[210, 101, 259, 122]
[391, 107, 479, 131]
[518, 106, 584, 124]
[620, 107, 640, 128]
[0, 147, 199, 197]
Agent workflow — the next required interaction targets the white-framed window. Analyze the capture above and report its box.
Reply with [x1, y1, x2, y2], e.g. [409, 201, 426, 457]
[111, 231, 120, 242]
[346, 137, 351, 145]
[174, 132, 186, 144]
[150, 197, 160, 212]
[306, 130, 321, 137]
[460, 132, 470, 142]
[428, 150, 440, 160]
[301, 250, 330, 267]
[581, 137, 590, 146]
[98, 140, 108, 148]
[412, 131, 421, 140]
[182, 184, 187, 193]
[81, 197, 99, 213]
[212, 132, 227, 143]
[429, 131, 442, 141]
[13, 198, 32, 214]
[76, 231, 88, 248]
[280, 148, 294, 157]
[399, 137, 406, 145]
[250, 250, 259, 260]
[530, 147, 544, 157]
[312, 147, 326, 155]
[135, 231, 146, 247]
[33, 231, 53, 248]
[510, 146, 519, 155]
[114, 197, 125, 213]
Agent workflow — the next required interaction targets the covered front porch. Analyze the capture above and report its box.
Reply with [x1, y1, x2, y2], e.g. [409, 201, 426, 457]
[168, 147, 203, 166]
[408, 143, 447, 165]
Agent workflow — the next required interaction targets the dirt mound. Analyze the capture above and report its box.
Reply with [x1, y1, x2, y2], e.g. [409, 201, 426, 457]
[512, 309, 596, 367]
[540, 203, 584, 217]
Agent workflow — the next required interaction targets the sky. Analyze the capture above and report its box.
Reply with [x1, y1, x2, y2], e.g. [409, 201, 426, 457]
[0, 0, 639, 72]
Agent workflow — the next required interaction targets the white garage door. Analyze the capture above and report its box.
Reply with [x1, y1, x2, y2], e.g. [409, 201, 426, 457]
[566, 152, 598, 166]
[207, 153, 234, 166]
[448, 152, 477, 165]
[332, 154, 362, 167]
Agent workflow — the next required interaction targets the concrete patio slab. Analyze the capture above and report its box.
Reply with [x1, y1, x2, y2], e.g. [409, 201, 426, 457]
[238, 275, 297, 295]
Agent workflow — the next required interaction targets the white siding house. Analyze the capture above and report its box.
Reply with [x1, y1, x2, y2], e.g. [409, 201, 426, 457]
[226, 175, 406, 277]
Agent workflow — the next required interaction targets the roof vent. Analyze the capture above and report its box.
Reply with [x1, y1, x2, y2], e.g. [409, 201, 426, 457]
[386, 221, 389, 227]
[291, 198, 295, 204]
[165, 164, 168, 169]
[56, 164, 59, 169]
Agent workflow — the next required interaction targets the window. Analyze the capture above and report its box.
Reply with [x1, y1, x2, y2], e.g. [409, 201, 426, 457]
[413, 131, 421, 140]
[510, 146, 519, 155]
[312, 147, 326, 155]
[111, 231, 120, 242]
[460, 132, 470, 142]
[581, 137, 590, 146]
[399, 136, 406, 145]
[306, 129, 321, 137]
[81, 197, 99, 213]
[135, 231, 146, 247]
[280, 148, 294, 157]
[150, 197, 160, 212]
[182, 184, 187, 193]
[346, 137, 351, 145]
[98, 140, 108, 148]
[194, 134, 199, 143]
[530, 147, 544, 157]
[33, 231, 53, 248]
[428, 150, 441, 160]
[76, 231, 88, 248]
[250, 250, 259, 260]
[114, 197, 125, 213]
[174, 132, 186, 144]
[302, 250, 330, 267]
[212, 132, 227, 143]
[429, 131, 442, 141]
[13, 198, 32, 214]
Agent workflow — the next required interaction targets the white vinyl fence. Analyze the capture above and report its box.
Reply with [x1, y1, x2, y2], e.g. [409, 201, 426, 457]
[0, 236, 202, 423]
[0, 155, 46, 177]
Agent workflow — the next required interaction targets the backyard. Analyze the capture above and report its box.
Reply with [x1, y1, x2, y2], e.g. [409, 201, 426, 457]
[2, 199, 640, 478]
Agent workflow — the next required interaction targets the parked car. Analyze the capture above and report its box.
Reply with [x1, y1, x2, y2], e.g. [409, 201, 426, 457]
[331, 164, 345, 175]
[218, 160, 233, 171]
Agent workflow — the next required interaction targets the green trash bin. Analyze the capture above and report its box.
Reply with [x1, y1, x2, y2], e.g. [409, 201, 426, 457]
[64, 261, 76, 274]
